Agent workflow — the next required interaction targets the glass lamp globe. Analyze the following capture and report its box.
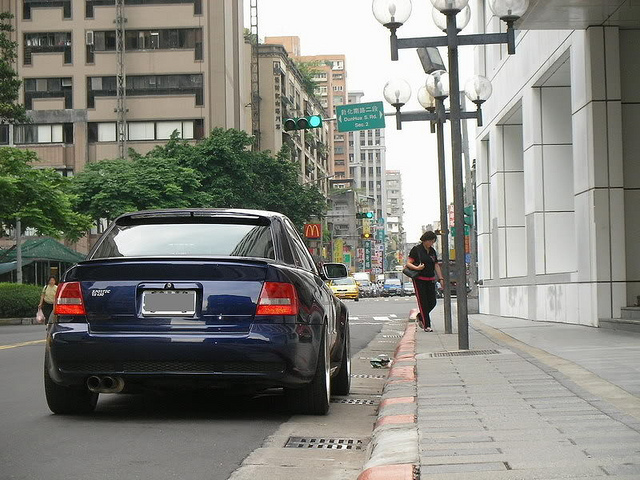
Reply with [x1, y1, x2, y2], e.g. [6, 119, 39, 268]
[383, 78, 412, 106]
[488, 0, 529, 20]
[430, 0, 469, 13]
[372, 0, 413, 27]
[417, 86, 437, 111]
[432, 5, 471, 31]
[464, 75, 493, 104]
[425, 70, 449, 99]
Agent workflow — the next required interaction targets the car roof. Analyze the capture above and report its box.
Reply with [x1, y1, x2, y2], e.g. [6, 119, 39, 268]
[113, 208, 287, 223]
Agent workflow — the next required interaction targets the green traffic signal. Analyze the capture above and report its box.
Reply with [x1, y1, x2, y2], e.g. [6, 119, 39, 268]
[356, 212, 375, 219]
[464, 205, 474, 226]
[283, 115, 323, 131]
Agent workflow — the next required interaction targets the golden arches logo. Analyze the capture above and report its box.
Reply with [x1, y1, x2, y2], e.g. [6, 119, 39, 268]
[304, 223, 322, 238]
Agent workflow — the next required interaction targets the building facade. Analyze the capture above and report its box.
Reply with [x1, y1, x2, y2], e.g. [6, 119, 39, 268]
[264, 37, 350, 186]
[256, 43, 331, 196]
[472, 0, 639, 326]
[2, 0, 247, 175]
[385, 169, 406, 268]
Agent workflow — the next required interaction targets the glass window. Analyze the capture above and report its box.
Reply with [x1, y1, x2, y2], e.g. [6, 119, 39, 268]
[91, 220, 275, 260]
[128, 122, 154, 141]
[182, 121, 194, 139]
[156, 121, 182, 139]
[98, 123, 116, 142]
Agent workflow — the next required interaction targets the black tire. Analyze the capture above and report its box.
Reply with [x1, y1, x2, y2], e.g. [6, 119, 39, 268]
[44, 363, 98, 415]
[285, 333, 330, 415]
[354, 297, 359, 302]
[331, 323, 351, 396]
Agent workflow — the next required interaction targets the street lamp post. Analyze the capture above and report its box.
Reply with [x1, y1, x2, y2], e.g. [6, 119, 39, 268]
[374, 0, 528, 349]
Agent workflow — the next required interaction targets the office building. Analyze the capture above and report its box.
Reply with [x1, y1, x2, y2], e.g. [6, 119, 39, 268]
[472, 0, 639, 326]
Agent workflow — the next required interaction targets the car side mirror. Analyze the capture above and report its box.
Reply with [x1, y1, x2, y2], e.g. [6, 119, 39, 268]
[323, 262, 348, 280]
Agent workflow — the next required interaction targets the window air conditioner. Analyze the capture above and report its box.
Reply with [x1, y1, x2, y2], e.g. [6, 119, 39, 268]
[85, 31, 94, 46]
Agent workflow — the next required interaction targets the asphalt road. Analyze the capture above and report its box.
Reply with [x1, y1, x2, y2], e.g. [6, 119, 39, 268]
[0, 296, 415, 480]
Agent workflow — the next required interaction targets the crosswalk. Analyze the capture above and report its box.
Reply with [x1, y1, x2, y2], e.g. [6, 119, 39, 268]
[350, 313, 400, 326]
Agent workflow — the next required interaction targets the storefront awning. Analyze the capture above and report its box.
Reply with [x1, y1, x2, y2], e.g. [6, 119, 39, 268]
[0, 260, 35, 275]
[0, 238, 85, 264]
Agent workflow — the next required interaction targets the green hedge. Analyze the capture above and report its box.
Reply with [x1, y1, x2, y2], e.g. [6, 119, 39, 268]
[0, 283, 43, 318]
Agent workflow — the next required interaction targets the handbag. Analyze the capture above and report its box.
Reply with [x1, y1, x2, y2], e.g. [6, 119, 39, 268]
[36, 307, 45, 324]
[402, 246, 424, 279]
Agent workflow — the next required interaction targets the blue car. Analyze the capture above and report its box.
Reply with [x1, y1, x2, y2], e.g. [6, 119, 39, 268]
[45, 209, 351, 415]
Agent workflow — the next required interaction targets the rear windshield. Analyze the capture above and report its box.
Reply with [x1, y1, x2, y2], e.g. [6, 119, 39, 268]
[333, 277, 356, 286]
[91, 220, 275, 259]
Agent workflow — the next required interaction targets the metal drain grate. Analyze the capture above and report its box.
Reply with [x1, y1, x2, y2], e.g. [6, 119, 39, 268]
[430, 349, 501, 357]
[382, 334, 403, 338]
[284, 437, 364, 450]
[331, 398, 377, 405]
[351, 374, 387, 379]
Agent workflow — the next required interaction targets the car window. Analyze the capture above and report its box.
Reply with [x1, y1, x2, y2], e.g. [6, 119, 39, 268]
[91, 220, 275, 259]
[283, 219, 315, 272]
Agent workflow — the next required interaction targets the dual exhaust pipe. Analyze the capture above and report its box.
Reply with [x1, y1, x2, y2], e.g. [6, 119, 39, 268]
[86, 375, 125, 393]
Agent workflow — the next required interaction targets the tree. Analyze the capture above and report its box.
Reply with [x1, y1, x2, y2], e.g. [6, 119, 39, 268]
[0, 148, 92, 240]
[0, 12, 28, 124]
[294, 60, 325, 97]
[72, 128, 327, 229]
[70, 153, 211, 223]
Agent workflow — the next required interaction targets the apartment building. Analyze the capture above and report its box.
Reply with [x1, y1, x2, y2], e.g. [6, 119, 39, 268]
[2, 0, 247, 176]
[256, 43, 330, 196]
[264, 37, 349, 186]
[385, 169, 405, 267]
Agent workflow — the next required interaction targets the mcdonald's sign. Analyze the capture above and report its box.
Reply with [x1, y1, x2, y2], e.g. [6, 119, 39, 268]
[304, 223, 322, 239]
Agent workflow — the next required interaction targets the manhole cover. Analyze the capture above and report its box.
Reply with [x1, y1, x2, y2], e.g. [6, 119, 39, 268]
[331, 398, 377, 405]
[351, 374, 387, 379]
[284, 437, 364, 450]
[429, 349, 501, 357]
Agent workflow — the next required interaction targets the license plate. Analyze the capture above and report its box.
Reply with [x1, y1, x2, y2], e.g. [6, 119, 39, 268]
[142, 290, 196, 316]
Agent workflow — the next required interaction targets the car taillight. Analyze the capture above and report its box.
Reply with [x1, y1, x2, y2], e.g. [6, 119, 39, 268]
[256, 282, 299, 316]
[54, 282, 86, 315]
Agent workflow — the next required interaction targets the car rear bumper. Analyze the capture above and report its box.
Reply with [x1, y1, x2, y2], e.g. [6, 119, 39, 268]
[46, 323, 322, 390]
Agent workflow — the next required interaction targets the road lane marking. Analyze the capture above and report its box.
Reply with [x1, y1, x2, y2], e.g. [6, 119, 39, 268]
[0, 339, 45, 350]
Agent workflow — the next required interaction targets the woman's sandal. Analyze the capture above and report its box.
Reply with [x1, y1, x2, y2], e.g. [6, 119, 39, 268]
[425, 327, 433, 332]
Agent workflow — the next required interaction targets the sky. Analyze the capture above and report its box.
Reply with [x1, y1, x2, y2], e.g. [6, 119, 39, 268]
[243, 0, 477, 242]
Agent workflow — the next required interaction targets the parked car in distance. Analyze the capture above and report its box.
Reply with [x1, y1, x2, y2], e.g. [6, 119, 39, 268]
[356, 279, 374, 298]
[402, 282, 415, 296]
[45, 209, 351, 416]
[330, 277, 360, 301]
[381, 278, 403, 297]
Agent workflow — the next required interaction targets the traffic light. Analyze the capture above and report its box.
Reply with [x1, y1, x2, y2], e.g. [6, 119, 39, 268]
[464, 205, 474, 226]
[356, 212, 374, 219]
[361, 232, 373, 239]
[283, 115, 323, 131]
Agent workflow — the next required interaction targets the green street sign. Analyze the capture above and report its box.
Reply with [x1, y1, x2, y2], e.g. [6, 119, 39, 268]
[336, 101, 386, 133]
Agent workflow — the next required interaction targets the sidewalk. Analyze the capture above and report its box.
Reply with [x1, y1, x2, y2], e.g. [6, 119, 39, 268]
[359, 305, 640, 479]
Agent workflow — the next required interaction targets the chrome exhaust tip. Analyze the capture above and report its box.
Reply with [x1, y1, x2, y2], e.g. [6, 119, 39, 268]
[86, 376, 102, 392]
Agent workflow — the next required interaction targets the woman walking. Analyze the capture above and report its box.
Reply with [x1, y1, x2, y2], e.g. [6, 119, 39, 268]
[38, 276, 58, 324]
[404, 231, 444, 332]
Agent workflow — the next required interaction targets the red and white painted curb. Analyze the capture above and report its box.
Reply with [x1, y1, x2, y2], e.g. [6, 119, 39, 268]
[358, 310, 420, 479]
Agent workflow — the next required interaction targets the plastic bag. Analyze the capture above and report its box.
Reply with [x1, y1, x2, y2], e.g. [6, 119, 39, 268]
[36, 307, 46, 324]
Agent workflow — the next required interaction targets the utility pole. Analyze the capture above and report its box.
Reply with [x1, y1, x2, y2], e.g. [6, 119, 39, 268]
[115, 0, 127, 159]
[250, 0, 261, 150]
